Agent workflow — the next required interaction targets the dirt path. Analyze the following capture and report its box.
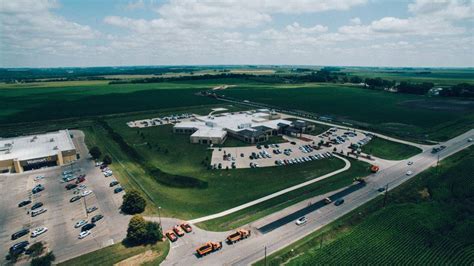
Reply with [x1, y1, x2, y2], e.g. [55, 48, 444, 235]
[114, 250, 158, 266]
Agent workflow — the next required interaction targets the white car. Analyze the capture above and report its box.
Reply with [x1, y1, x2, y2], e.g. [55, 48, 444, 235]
[81, 190, 92, 197]
[78, 184, 87, 190]
[75, 220, 87, 228]
[34, 175, 45, 181]
[296, 216, 307, 225]
[406, 170, 413, 176]
[95, 162, 103, 167]
[31, 227, 48, 237]
[78, 230, 91, 239]
[407, 161, 413, 165]
[468, 138, 473, 142]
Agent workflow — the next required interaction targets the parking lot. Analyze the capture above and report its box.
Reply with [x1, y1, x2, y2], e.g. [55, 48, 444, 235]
[0, 130, 130, 264]
[211, 127, 372, 169]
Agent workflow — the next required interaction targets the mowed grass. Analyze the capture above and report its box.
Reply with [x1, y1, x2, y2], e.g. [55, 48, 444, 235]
[255, 146, 474, 266]
[197, 158, 370, 231]
[58, 241, 169, 266]
[224, 83, 474, 141]
[362, 137, 422, 160]
[84, 111, 348, 219]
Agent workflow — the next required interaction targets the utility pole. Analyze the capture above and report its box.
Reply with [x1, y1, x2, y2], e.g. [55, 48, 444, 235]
[382, 183, 389, 207]
[320, 233, 323, 248]
[264, 246, 267, 266]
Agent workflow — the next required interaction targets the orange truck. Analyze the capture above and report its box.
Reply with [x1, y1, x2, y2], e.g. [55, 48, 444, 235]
[180, 223, 192, 233]
[196, 241, 222, 257]
[370, 165, 379, 173]
[226, 229, 251, 244]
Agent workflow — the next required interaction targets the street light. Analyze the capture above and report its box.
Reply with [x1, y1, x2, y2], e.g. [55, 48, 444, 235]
[158, 206, 162, 231]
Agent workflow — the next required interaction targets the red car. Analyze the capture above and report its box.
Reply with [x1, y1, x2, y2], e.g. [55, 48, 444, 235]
[173, 225, 185, 237]
[166, 230, 178, 242]
[180, 223, 192, 233]
[76, 175, 86, 184]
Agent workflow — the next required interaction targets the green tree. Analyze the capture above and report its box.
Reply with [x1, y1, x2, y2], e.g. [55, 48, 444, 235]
[31, 251, 55, 266]
[26, 242, 45, 257]
[89, 146, 101, 160]
[126, 215, 148, 244]
[103, 154, 112, 165]
[145, 221, 162, 243]
[121, 190, 146, 214]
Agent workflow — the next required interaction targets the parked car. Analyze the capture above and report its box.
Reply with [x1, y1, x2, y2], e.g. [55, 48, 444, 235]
[31, 227, 48, 237]
[76, 175, 86, 184]
[78, 230, 91, 239]
[166, 230, 178, 242]
[378, 187, 386, 192]
[180, 223, 192, 233]
[114, 186, 124, 193]
[9, 241, 29, 254]
[70, 196, 81, 202]
[406, 170, 413, 176]
[31, 208, 47, 217]
[87, 206, 98, 213]
[65, 183, 77, 190]
[32, 184, 44, 194]
[11, 229, 29, 240]
[81, 190, 92, 197]
[34, 175, 45, 181]
[75, 220, 87, 228]
[173, 225, 185, 237]
[81, 223, 96, 232]
[18, 200, 32, 208]
[109, 180, 119, 187]
[324, 198, 332, 204]
[31, 202, 43, 210]
[407, 161, 413, 165]
[91, 214, 104, 223]
[295, 216, 307, 225]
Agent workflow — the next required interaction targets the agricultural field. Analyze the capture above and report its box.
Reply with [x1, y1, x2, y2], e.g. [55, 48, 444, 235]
[255, 146, 474, 266]
[223, 83, 474, 141]
[58, 241, 169, 266]
[362, 137, 422, 160]
[83, 108, 349, 219]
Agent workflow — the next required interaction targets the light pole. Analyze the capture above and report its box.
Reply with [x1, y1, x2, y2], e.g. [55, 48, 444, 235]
[158, 206, 162, 231]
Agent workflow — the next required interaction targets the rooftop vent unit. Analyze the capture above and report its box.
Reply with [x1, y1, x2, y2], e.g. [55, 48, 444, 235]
[53, 146, 58, 150]
[50, 138, 55, 142]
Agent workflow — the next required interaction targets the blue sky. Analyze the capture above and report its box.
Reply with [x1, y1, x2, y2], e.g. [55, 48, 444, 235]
[1, 0, 473, 67]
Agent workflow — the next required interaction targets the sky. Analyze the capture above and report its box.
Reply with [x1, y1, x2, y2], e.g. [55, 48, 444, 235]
[1, 0, 473, 68]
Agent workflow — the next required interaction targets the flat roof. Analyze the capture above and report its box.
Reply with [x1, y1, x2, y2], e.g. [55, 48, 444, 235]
[0, 130, 76, 161]
[191, 127, 227, 139]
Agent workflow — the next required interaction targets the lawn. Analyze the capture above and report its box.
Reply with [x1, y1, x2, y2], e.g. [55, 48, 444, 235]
[197, 158, 371, 231]
[58, 241, 169, 266]
[255, 146, 474, 265]
[223, 83, 474, 141]
[83, 109, 349, 219]
[362, 137, 422, 160]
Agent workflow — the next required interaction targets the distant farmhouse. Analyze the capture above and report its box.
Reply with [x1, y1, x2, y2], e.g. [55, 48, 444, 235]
[173, 109, 315, 144]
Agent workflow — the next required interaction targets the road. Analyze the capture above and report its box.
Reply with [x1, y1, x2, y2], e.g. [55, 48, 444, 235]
[159, 129, 473, 266]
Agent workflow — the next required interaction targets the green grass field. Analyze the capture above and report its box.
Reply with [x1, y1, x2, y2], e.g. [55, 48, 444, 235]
[255, 146, 474, 265]
[362, 137, 422, 160]
[83, 108, 350, 219]
[197, 158, 370, 231]
[58, 241, 169, 266]
[223, 83, 474, 141]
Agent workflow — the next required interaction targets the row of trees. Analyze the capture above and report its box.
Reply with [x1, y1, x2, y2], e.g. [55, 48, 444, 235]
[89, 146, 112, 165]
[439, 83, 474, 97]
[126, 215, 162, 245]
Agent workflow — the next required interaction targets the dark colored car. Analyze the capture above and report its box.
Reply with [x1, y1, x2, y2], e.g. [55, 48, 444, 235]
[377, 187, 386, 192]
[9, 241, 29, 254]
[100, 164, 108, 170]
[32, 185, 44, 194]
[76, 175, 86, 184]
[81, 223, 96, 232]
[18, 200, 32, 208]
[31, 202, 43, 210]
[334, 199, 345, 206]
[114, 187, 123, 193]
[11, 229, 29, 240]
[70, 196, 81, 203]
[91, 214, 104, 223]
[109, 181, 119, 187]
[290, 141, 296, 145]
[65, 183, 77, 190]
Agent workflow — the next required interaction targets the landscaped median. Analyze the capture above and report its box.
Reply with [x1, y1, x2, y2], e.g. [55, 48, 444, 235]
[361, 136, 423, 160]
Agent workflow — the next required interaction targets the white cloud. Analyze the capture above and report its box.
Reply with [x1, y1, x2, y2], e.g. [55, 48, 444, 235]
[408, 0, 474, 20]
[350, 17, 361, 25]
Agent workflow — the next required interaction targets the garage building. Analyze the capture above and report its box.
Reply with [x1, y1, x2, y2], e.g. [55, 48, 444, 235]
[0, 130, 77, 174]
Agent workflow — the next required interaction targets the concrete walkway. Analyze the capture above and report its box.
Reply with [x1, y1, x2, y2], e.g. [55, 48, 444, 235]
[187, 154, 351, 224]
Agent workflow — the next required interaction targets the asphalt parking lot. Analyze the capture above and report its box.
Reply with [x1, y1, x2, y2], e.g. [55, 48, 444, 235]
[0, 130, 130, 264]
[211, 127, 370, 169]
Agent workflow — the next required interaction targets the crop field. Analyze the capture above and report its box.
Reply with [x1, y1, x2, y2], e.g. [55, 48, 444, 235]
[362, 137, 422, 160]
[256, 146, 474, 266]
[223, 83, 474, 141]
[83, 108, 351, 219]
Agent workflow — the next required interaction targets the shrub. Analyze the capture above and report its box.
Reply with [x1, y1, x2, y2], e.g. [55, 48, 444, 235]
[89, 146, 101, 160]
[103, 154, 113, 165]
[121, 190, 146, 214]
[31, 252, 55, 266]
